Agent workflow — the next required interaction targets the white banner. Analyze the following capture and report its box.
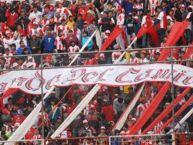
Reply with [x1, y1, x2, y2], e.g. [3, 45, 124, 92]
[1, 64, 193, 95]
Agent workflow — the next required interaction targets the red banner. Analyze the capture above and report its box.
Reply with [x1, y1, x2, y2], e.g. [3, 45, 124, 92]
[100, 26, 124, 51]
[158, 21, 190, 61]
[93, 26, 124, 61]
[182, 44, 193, 60]
[156, 94, 193, 133]
[129, 82, 170, 135]
[142, 87, 191, 134]
[147, 26, 159, 46]
[137, 26, 149, 38]
[137, 25, 159, 46]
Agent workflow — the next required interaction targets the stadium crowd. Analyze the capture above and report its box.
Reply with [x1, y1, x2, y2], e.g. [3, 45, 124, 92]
[0, 0, 193, 144]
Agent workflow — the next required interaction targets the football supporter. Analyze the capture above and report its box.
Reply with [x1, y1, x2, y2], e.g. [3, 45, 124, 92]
[0, 0, 192, 144]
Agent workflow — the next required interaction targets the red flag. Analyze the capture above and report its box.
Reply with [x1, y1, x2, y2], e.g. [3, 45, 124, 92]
[142, 87, 191, 134]
[2, 88, 19, 99]
[100, 26, 124, 51]
[94, 26, 124, 60]
[121, 30, 128, 47]
[137, 25, 159, 47]
[128, 21, 190, 135]
[136, 26, 149, 39]
[182, 43, 193, 60]
[158, 21, 190, 61]
[147, 26, 159, 46]
[129, 82, 170, 135]
[156, 94, 193, 133]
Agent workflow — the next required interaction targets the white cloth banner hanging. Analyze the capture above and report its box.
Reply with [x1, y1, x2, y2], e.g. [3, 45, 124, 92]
[96, 29, 102, 49]
[1, 64, 193, 96]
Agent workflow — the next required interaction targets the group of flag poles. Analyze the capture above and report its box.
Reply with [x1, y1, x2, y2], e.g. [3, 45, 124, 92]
[5, 20, 193, 144]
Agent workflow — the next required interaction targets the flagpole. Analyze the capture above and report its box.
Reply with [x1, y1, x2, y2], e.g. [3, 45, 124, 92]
[69, 30, 97, 65]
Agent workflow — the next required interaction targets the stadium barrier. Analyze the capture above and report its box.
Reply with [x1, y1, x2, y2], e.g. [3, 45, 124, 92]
[0, 139, 44, 145]
[45, 136, 109, 145]
[0, 133, 193, 144]
[109, 134, 174, 145]
[0, 46, 193, 145]
[0, 45, 192, 72]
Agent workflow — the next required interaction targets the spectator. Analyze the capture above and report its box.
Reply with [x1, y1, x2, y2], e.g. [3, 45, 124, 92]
[185, 7, 193, 44]
[5, 7, 19, 30]
[47, 99, 61, 123]
[0, 0, 7, 22]
[155, 6, 168, 44]
[122, 0, 134, 16]
[15, 9, 30, 31]
[29, 5, 42, 24]
[98, 11, 114, 33]
[29, 34, 41, 54]
[96, 126, 108, 145]
[116, 6, 125, 27]
[81, 31, 93, 51]
[0, 0, 192, 142]
[76, 14, 84, 30]
[64, 30, 80, 49]
[42, 30, 55, 53]
[113, 94, 125, 121]
[125, 13, 136, 44]
[79, 119, 96, 137]
[16, 40, 31, 55]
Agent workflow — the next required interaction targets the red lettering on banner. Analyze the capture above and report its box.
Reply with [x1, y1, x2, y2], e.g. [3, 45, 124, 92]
[134, 69, 153, 82]
[173, 71, 187, 82]
[11, 77, 28, 86]
[66, 69, 86, 82]
[45, 74, 62, 89]
[152, 69, 170, 79]
[183, 76, 193, 85]
[25, 71, 45, 91]
[116, 68, 140, 83]
[0, 83, 7, 93]
[96, 68, 114, 82]
[82, 72, 99, 83]
[165, 70, 177, 79]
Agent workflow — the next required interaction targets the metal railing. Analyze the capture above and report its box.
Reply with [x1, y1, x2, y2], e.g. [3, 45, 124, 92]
[0, 45, 192, 72]
[0, 45, 192, 144]
[0, 133, 192, 145]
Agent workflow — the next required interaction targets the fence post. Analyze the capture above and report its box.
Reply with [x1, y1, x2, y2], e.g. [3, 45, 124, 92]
[172, 132, 176, 145]
[108, 136, 111, 145]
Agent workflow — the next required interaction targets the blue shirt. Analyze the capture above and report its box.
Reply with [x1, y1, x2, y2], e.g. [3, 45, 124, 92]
[16, 46, 32, 55]
[122, 0, 133, 15]
[42, 35, 55, 53]
[81, 36, 93, 51]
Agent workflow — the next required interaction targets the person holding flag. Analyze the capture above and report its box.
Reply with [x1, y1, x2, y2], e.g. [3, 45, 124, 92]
[154, 5, 168, 44]
[141, 10, 153, 47]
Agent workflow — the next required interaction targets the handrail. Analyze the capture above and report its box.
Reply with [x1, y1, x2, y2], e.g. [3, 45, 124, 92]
[0, 45, 192, 58]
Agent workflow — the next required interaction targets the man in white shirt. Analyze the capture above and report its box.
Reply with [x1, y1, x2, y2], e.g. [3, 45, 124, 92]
[154, 6, 168, 44]
[29, 6, 42, 24]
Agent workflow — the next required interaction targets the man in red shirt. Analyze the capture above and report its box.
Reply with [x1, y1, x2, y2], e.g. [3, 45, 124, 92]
[5, 8, 19, 31]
